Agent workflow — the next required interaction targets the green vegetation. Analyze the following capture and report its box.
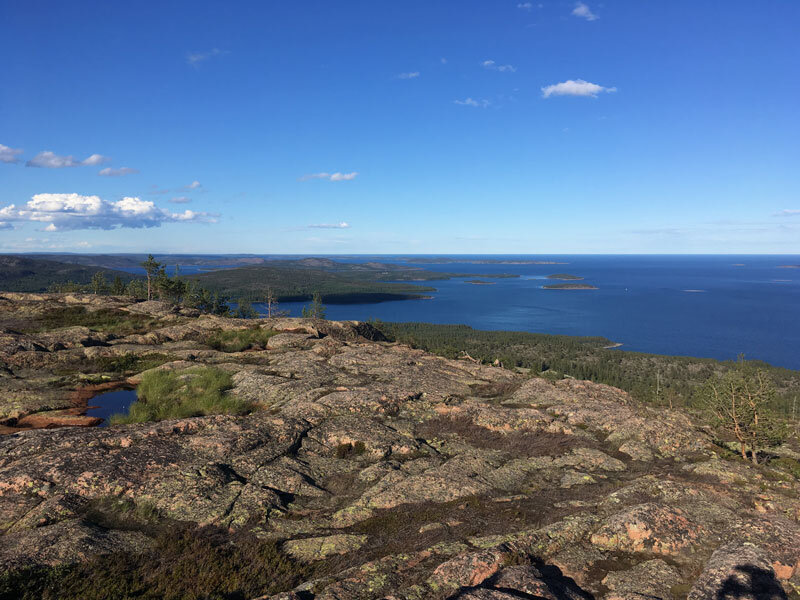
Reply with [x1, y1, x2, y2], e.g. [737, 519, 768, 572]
[372, 322, 800, 418]
[96, 353, 175, 374]
[111, 367, 249, 424]
[547, 273, 584, 280]
[699, 361, 787, 463]
[20, 306, 160, 336]
[0, 255, 138, 292]
[187, 258, 518, 304]
[301, 292, 326, 319]
[0, 523, 310, 600]
[205, 328, 277, 352]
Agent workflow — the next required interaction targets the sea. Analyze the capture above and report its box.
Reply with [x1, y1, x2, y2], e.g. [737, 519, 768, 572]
[136, 255, 800, 370]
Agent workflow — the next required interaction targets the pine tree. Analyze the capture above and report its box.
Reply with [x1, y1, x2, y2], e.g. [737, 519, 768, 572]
[301, 292, 326, 319]
[91, 271, 107, 295]
[140, 254, 161, 301]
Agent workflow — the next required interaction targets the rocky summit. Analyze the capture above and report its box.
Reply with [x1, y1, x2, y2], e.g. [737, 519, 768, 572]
[0, 293, 798, 599]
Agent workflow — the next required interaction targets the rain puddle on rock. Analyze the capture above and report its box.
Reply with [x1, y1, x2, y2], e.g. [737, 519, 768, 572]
[85, 389, 138, 426]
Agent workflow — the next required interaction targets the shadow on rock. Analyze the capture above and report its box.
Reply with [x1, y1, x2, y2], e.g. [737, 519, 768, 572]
[452, 562, 594, 599]
[715, 565, 787, 600]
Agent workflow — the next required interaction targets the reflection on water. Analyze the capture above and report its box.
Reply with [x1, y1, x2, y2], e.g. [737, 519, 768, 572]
[85, 389, 138, 427]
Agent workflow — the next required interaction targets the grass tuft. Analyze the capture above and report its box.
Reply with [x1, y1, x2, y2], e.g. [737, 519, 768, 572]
[205, 328, 277, 353]
[110, 366, 250, 424]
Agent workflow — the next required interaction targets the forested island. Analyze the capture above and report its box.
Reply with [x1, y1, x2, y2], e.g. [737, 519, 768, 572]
[546, 273, 584, 280]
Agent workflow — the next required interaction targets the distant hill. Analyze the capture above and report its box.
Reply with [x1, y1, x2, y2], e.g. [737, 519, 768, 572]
[0, 255, 138, 292]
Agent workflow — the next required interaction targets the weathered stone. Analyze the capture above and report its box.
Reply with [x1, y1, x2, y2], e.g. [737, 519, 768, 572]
[688, 543, 787, 600]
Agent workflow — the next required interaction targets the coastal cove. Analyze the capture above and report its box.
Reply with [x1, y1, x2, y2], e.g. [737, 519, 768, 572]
[254, 255, 799, 370]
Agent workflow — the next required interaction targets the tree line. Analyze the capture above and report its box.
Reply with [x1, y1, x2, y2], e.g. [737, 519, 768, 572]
[48, 255, 327, 320]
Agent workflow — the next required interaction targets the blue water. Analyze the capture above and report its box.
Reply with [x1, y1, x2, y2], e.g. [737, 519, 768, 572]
[85, 389, 138, 426]
[248, 255, 799, 370]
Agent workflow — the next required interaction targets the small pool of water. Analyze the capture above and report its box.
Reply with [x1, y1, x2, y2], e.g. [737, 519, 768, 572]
[85, 389, 138, 427]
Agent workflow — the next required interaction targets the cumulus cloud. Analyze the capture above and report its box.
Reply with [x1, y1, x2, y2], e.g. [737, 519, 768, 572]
[26, 151, 111, 168]
[170, 196, 192, 204]
[454, 98, 490, 108]
[0, 144, 23, 164]
[517, 2, 533, 9]
[187, 48, 226, 67]
[776, 209, 800, 217]
[482, 60, 516, 73]
[308, 222, 351, 229]
[541, 79, 616, 98]
[98, 167, 139, 177]
[572, 2, 598, 21]
[299, 172, 358, 182]
[0, 193, 217, 231]
[184, 180, 202, 190]
[397, 71, 420, 79]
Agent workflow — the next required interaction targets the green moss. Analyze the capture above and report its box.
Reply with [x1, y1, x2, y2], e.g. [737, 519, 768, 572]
[111, 367, 250, 424]
[205, 328, 277, 353]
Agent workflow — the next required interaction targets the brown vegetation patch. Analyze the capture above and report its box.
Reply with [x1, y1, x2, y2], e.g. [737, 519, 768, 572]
[416, 415, 588, 457]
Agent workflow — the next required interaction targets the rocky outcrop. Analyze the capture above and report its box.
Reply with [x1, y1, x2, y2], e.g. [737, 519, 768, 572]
[0, 293, 798, 599]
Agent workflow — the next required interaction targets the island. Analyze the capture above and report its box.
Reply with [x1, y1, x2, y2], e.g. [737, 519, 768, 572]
[464, 279, 496, 285]
[546, 273, 584, 281]
[543, 282, 598, 290]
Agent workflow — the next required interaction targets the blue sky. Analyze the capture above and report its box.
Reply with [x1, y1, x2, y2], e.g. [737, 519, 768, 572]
[1, 0, 798, 254]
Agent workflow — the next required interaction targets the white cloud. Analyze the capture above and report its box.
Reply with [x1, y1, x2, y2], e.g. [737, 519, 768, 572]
[541, 79, 616, 98]
[0, 144, 23, 164]
[187, 48, 226, 67]
[0, 193, 217, 231]
[26, 151, 111, 168]
[184, 180, 202, 190]
[98, 166, 139, 177]
[299, 172, 358, 182]
[517, 2, 533, 10]
[454, 98, 491, 108]
[482, 60, 516, 73]
[572, 2, 598, 21]
[440, 57, 448, 64]
[82, 154, 110, 166]
[170, 196, 192, 204]
[308, 222, 351, 229]
[397, 71, 420, 79]
[776, 209, 800, 217]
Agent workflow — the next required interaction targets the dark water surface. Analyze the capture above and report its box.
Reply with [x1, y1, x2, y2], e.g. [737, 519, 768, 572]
[85, 389, 138, 426]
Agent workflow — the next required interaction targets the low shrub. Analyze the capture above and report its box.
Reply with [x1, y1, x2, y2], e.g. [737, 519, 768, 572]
[111, 367, 250, 424]
[0, 524, 310, 600]
[771, 457, 800, 480]
[25, 306, 159, 336]
[205, 328, 277, 353]
[96, 353, 174, 374]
